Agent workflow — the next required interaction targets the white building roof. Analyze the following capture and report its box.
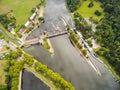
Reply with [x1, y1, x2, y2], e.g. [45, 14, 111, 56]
[30, 13, 36, 20]
[25, 21, 31, 27]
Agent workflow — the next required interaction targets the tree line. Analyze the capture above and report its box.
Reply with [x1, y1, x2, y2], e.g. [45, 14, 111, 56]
[95, 0, 120, 77]
[66, 26, 87, 56]
[2, 46, 75, 90]
[66, 0, 80, 12]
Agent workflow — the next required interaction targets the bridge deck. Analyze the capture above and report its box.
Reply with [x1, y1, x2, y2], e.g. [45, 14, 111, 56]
[24, 31, 68, 45]
[25, 38, 39, 45]
[47, 31, 67, 38]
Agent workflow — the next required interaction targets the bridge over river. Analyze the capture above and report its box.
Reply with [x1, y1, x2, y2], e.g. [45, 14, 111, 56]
[23, 30, 67, 46]
[23, 0, 120, 90]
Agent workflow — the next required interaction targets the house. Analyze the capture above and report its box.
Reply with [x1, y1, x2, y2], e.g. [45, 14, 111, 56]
[25, 21, 31, 27]
[8, 28, 15, 34]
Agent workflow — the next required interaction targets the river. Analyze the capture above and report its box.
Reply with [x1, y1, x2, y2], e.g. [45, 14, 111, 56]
[23, 0, 120, 90]
[22, 70, 50, 90]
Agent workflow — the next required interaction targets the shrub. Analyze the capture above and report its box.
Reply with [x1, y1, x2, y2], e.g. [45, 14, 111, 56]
[82, 49, 87, 56]
[94, 10, 102, 16]
[87, 40, 93, 47]
[24, 54, 34, 66]
[38, 17, 44, 22]
[77, 43, 83, 50]
[43, 38, 50, 50]
[88, 1, 94, 8]
[31, 8, 36, 13]
[69, 31, 79, 44]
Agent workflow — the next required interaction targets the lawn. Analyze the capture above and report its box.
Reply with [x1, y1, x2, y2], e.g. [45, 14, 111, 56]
[0, 60, 7, 85]
[76, 0, 104, 21]
[0, 0, 41, 25]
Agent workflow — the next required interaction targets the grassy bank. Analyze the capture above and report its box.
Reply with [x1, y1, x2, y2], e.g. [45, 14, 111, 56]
[0, 0, 41, 25]
[76, 0, 104, 21]
[42, 37, 54, 55]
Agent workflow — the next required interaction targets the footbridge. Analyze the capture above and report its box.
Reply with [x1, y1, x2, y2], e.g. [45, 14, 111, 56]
[47, 30, 67, 38]
[25, 38, 41, 45]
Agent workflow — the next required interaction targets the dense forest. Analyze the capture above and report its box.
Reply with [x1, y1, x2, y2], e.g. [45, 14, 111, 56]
[96, 0, 120, 76]
[66, 0, 120, 78]
[66, 0, 80, 12]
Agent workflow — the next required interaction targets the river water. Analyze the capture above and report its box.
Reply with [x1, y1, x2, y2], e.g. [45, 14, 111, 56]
[23, 0, 120, 90]
[22, 70, 50, 90]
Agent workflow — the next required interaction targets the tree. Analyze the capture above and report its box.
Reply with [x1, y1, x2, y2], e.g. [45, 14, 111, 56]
[10, 51, 18, 59]
[82, 49, 87, 56]
[94, 10, 102, 16]
[70, 31, 79, 43]
[96, 50, 104, 56]
[10, 60, 16, 65]
[38, 17, 44, 22]
[34, 61, 75, 90]
[16, 47, 22, 56]
[87, 40, 93, 47]
[104, 4, 113, 13]
[77, 43, 83, 50]
[88, 1, 94, 8]
[31, 8, 36, 13]
[66, 0, 80, 12]
[24, 54, 34, 66]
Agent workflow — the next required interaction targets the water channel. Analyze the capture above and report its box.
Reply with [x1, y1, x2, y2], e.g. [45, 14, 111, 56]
[22, 70, 50, 90]
[23, 0, 120, 90]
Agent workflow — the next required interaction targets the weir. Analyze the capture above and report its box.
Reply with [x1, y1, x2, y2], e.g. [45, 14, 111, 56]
[22, 30, 68, 46]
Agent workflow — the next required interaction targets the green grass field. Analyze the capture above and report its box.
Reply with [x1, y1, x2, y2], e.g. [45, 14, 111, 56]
[0, 60, 7, 85]
[0, 0, 41, 25]
[76, 0, 104, 21]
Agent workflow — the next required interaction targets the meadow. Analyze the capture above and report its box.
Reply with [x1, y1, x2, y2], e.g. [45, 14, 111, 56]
[0, 0, 41, 25]
[76, 0, 104, 21]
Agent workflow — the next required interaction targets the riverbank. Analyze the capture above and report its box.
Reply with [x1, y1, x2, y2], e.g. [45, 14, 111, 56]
[95, 54, 120, 81]
[42, 34, 54, 56]
[69, 36, 86, 60]
[20, 6, 45, 41]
